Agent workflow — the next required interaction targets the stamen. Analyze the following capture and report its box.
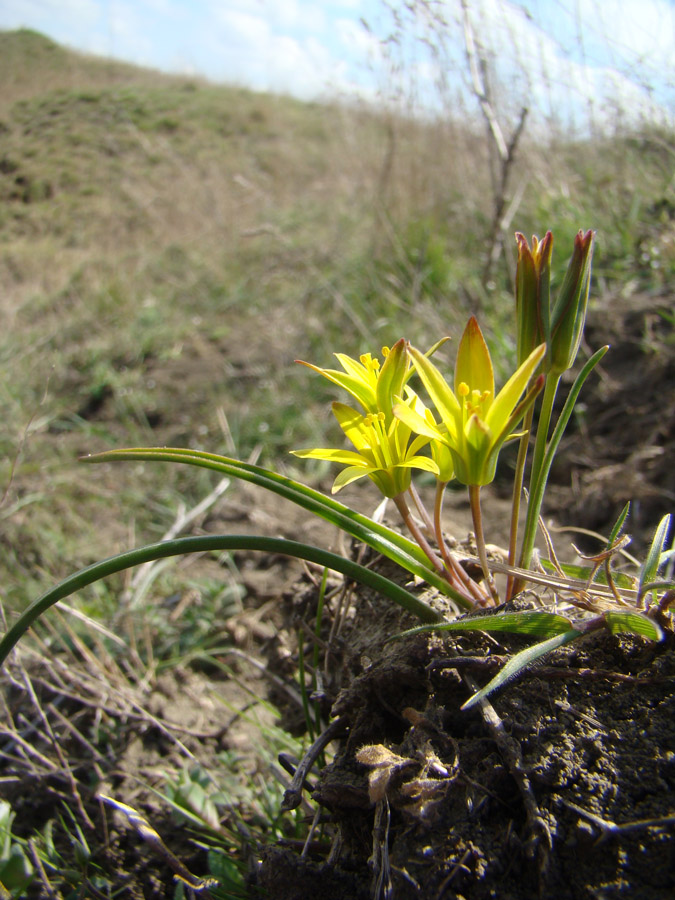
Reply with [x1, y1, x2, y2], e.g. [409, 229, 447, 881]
[359, 353, 380, 374]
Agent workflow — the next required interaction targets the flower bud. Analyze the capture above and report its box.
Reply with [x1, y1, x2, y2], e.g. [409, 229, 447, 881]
[515, 231, 553, 366]
[549, 230, 594, 375]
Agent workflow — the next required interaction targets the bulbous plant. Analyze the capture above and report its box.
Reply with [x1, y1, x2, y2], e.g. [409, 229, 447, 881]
[1, 229, 671, 714]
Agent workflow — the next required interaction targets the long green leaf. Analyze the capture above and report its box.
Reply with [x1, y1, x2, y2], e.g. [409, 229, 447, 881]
[607, 501, 631, 548]
[461, 630, 581, 710]
[81, 448, 473, 609]
[0, 535, 442, 666]
[520, 346, 608, 571]
[393, 609, 573, 641]
[539, 558, 635, 590]
[639, 514, 672, 600]
[603, 611, 663, 641]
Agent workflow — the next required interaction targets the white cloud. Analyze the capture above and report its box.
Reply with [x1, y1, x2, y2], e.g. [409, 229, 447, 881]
[0, 0, 100, 37]
[441, 0, 673, 129]
[0, 0, 670, 129]
[0, 0, 97, 22]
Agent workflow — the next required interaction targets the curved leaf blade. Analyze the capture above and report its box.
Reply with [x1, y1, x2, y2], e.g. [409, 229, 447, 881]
[393, 609, 574, 642]
[461, 630, 581, 710]
[603, 611, 663, 641]
[0, 534, 443, 665]
[539, 558, 636, 590]
[81, 448, 473, 609]
[639, 514, 672, 600]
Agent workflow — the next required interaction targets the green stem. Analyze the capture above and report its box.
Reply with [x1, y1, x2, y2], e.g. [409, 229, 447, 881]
[514, 346, 609, 592]
[296, 629, 315, 742]
[468, 485, 499, 603]
[0, 535, 444, 666]
[527, 372, 561, 512]
[313, 567, 329, 741]
[506, 404, 535, 600]
[515, 370, 561, 591]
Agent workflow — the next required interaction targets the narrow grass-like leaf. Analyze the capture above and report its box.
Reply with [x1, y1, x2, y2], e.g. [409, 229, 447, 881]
[461, 630, 581, 710]
[607, 502, 631, 548]
[81, 448, 473, 609]
[639, 514, 672, 600]
[393, 610, 574, 642]
[520, 346, 608, 573]
[0, 534, 442, 665]
[603, 611, 664, 641]
[539, 559, 635, 590]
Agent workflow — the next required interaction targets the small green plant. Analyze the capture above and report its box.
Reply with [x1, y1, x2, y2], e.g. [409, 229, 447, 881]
[1, 228, 672, 888]
[0, 802, 116, 899]
[1, 229, 671, 672]
[0, 800, 34, 897]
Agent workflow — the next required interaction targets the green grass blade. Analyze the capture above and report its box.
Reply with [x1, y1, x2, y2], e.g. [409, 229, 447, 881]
[639, 514, 672, 600]
[520, 345, 608, 571]
[0, 535, 442, 665]
[607, 501, 631, 548]
[393, 609, 574, 642]
[81, 447, 473, 608]
[461, 629, 581, 710]
[539, 558, 636, 590]
[603, 611, 664, 641]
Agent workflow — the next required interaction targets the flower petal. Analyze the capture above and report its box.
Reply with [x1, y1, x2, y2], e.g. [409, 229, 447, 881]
[332, 465, 374, 492]
[392, 400, 444, 442]
[296, 360, 377, 412]
[398, 455, 439, 474]
[290, 448, 369, 466]
[376, 338, 407, 416]
[455, 317, 493, 399]
[485, 343, 545, 437]
[331, 402, 371, 451]
[407, 346, 461, 439]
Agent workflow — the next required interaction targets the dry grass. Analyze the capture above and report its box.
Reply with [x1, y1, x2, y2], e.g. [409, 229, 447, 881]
[0, 27, 673, 896]
[0, 26, 672, 608]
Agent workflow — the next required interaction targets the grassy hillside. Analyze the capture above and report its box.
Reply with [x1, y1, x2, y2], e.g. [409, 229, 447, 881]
[0, 29, 673, 898]
[0, 28, 673, 610]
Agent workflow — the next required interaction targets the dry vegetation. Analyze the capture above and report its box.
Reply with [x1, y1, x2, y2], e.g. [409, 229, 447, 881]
[0, 27, 673, 898]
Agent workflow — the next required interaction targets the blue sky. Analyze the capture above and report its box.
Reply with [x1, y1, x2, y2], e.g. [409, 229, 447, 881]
[1, 1, 673, 129]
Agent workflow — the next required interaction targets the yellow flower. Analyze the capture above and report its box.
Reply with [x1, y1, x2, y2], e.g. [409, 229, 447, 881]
[296, 337, 448, 422]
[291, 393, 438, 497]
[396, 317, 545, 486]
[296, 338, 409, 421]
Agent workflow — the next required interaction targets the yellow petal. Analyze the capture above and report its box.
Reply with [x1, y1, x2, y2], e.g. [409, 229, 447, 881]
[392, 400, 444, 442]
[485, 343, 545, 437]
[407, 346, 461, 438]
[332, 465, 374, 492]
[290, 448, 368, 466]
[331, 402, 370, 451]
[455, 317, 493, 400]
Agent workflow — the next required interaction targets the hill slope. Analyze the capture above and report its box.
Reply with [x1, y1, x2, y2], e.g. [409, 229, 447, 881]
[0, 29, 672, 604]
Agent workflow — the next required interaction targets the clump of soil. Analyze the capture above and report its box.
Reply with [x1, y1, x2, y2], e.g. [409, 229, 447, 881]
[258, 562, 675, 900]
